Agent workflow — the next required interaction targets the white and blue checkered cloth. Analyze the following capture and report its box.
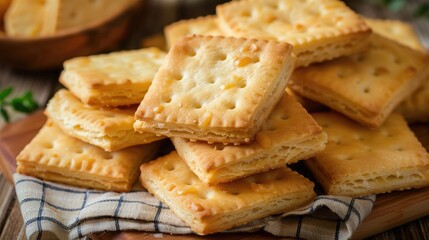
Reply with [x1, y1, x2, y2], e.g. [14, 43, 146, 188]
[14, 174, 375, 240]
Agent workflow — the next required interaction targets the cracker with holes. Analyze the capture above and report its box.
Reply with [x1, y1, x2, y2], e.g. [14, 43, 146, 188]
[364, 18, 426, 52]
[45, 89, 165, 152]
[365, 18, 429, 123]
[165, 15, 223, 49]
[289, 33, 429, 127]
[60, 48, 166, 107]
[140, 151, 315, 235]
[306, 112, 429, 197]
[216, 0, 371, 67]
[134, 35, 295, 144]
[16, 120, 159, 192]
[172, 93, 327, 185]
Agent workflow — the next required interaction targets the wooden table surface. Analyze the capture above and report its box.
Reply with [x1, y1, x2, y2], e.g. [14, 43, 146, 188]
[1, 1, 429, 239]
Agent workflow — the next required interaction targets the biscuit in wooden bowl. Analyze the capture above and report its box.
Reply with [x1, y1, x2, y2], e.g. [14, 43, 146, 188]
[60, 48, 166, 107]
[289, 33, 429, 127]
[365, 18, 429, 123]
[45, 89, 165, 152]
[164, 15, 222, 49]
[172, 93, 327, 185]
[140, 151, 315, 235]
[17, 120, 160, 192]
[134, 35, 296, 144]
[217, 0, 371, 67]
[306, 111, 429, 197]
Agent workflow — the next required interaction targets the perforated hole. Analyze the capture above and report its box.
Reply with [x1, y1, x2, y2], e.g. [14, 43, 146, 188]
[238, 79, 247, 88]
[163, 96, 172, 103]
[216, 53, 227, 61]
[187, 47, 196, 57]
[264, 15, 277, 23]
[207, 77, 215, 84]
[214, 144, 225, 150]
[235, 57, 260, 67]
[103, 153, 114, 160]
[394, 58, 402, 64]
[229, 191, 240, 196]
[173, 73, 183, 81]
[294, 23, 306, 31]
[281, 115, 289, 120]
[337, 72, 345, 79]
[240, 11, 251, 17]
[397, 147, 404, 152]
[373, 67, 389, 76]
[166, 164, 176, 171]
[43, 142, 53, 149]
[363, 87, 370, 94]
[192, 101, 202, 109]
[225, 102, 236, 110]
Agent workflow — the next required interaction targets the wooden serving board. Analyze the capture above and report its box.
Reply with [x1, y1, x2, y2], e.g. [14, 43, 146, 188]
[1, 111, 429, 239]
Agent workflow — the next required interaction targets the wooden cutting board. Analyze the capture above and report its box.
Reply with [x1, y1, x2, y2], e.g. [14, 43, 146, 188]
[1, 111, 429, 239]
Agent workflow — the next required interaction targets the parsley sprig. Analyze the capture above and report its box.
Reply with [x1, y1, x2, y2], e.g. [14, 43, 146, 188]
[0, 87, 39, 122]
[367, 0, 429, 18]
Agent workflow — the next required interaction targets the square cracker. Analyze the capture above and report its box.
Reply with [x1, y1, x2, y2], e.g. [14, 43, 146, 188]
[216, 0, 371, 67]
[17, 120, 159, 192]
[306, 112, 429, 197]
[60, 48, 166, 107]
[164, 15, 223, 49]
[45, 89, 165, 152]
[364, 18, 426, 53]
[134, 35, 295, 144]
[365, 18, 429, 123]
[172, 93, 327, 185]
[289, 33, 429, 127]
[140, 151, 315, 235]
[4, 0, 46, 37]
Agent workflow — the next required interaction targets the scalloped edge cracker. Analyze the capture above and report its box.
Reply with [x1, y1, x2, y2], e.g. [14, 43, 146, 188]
[140, 151, 315, 235]
[134, 35, 295, 144]
[164, 15, 222, 49]
[60, 48, 166, 107]
[17, 120, 159, 192]
[216, 0, 371, 67]
[290, 33, 429, 127]
[172, 93, 327, 185]
[45, 89, 165, 151]
[306, 112, 429, 197]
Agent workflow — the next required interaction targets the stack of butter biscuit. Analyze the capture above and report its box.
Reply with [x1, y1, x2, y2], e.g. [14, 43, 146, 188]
[16, 0, 429, 236]
[17, 48, 168, 192]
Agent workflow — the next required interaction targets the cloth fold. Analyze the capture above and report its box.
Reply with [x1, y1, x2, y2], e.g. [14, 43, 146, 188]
[14, 174, 375, 240]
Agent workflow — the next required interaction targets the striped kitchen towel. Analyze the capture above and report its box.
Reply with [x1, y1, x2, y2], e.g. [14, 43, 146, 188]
[14, 174, 375, 240]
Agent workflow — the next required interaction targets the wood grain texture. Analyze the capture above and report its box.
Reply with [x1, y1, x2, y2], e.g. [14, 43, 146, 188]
[1, 111, 429, 239]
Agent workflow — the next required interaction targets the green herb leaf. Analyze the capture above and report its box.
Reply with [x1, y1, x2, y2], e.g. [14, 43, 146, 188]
[386, 0, 406, 12]
[0, 87, 13, 101]
[0, 107, 10, 122]
[0, 87, 39, 122]
[415, 3, 429, 17]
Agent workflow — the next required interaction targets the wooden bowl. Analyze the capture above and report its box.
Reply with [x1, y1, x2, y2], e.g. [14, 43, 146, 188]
[0, 0, 141, 70]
